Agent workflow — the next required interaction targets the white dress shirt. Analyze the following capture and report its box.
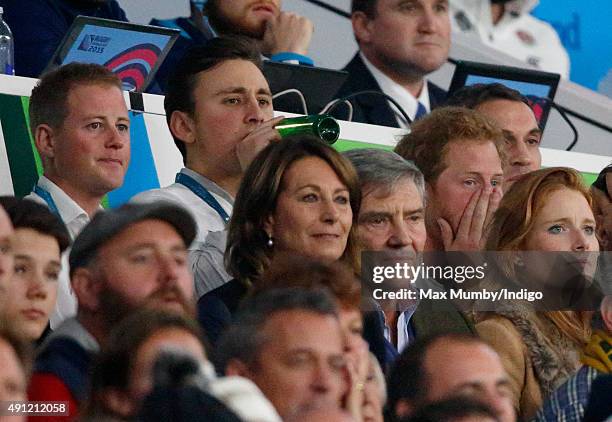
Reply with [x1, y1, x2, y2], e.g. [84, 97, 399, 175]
[360, 52, 431, 129]
[25, 176, 97, 329]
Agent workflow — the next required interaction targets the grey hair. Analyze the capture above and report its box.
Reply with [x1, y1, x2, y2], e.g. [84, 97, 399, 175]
[343, 148, 425, 204]
[214, 287, 338, 372]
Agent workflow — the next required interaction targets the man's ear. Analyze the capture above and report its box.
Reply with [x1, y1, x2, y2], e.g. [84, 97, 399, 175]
[34, 124, 56, 160]
[169, 111, 197, 146]
[425, 181, 434, 197]
[225, 359, 253, 378]
[352, 11, 374, 44]
[71, 266, 102, 313]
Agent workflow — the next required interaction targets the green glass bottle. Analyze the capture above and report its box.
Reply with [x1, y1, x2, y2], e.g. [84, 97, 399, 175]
[276, 114, 340, 145]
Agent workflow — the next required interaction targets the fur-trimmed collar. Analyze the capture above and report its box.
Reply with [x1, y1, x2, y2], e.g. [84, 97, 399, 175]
[493, 306, 581, 397]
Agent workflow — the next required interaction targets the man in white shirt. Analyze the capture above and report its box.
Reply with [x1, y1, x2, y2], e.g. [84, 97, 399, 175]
[131, 37, 282, 297]
[335, 0, 451, 128]
[25, 63, 131, 328]
[450, 0, 569, 77]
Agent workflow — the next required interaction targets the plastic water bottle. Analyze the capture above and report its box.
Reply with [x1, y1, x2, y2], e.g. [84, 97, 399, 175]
[0, 7, 14, 75]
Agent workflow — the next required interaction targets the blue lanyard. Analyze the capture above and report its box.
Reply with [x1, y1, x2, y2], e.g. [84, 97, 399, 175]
[175, 173, 230, 224]
[33, 185, 62, 220]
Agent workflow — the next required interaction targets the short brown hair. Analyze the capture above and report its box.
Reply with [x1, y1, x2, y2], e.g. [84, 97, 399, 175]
[394, 107, 505, 184]
[352, 0, 378, 17]
[445, 83, 531, 110]
[0, 197, 70, 253]
[29, 63, 122, 134]
[252, 254, 362, 310]
[84, 309, 207, 418]
[165, 36, 264, 163]
[387, 333, 489, 415]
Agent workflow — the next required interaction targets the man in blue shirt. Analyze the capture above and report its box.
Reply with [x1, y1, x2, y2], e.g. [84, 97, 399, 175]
[1, 0, 128, 78]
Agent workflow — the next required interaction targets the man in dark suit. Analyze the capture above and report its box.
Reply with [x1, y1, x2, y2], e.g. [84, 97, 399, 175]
[343, 149, 475, 372]
[335, 0, 451, 128]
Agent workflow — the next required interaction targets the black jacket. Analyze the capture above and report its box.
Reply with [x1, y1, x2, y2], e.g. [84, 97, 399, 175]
[1, 0, 128, 78]
[333, 53, 447, 127]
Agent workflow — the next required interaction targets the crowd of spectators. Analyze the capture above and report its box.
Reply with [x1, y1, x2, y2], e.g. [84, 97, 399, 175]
[0, 1, 610, 422]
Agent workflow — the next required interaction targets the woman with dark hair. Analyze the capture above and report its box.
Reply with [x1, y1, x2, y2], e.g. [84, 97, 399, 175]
[226, 134, 360, 282]
[81, 308, 213, 420]
[252, 255, 363, 355]
[83, 308, 280, 422]
[474, 167, 599, 420]
[0, 197, 70, 343]
[198, 134, 361, 344]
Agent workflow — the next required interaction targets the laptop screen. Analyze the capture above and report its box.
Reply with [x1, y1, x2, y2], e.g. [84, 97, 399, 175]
[47, 16, 179, 92]
[263, 61, 349, 115]
[448, 60, 560, 129]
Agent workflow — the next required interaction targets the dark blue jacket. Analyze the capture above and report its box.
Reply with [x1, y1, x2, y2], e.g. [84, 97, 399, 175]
[1, 0, 127, 78]
[149, 17, 212, 93]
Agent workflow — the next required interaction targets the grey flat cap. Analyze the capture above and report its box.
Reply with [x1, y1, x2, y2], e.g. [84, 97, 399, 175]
[69, 202, 197, 273]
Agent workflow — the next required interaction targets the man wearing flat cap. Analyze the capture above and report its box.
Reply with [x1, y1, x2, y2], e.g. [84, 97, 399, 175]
[27, 202, 197, 421]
